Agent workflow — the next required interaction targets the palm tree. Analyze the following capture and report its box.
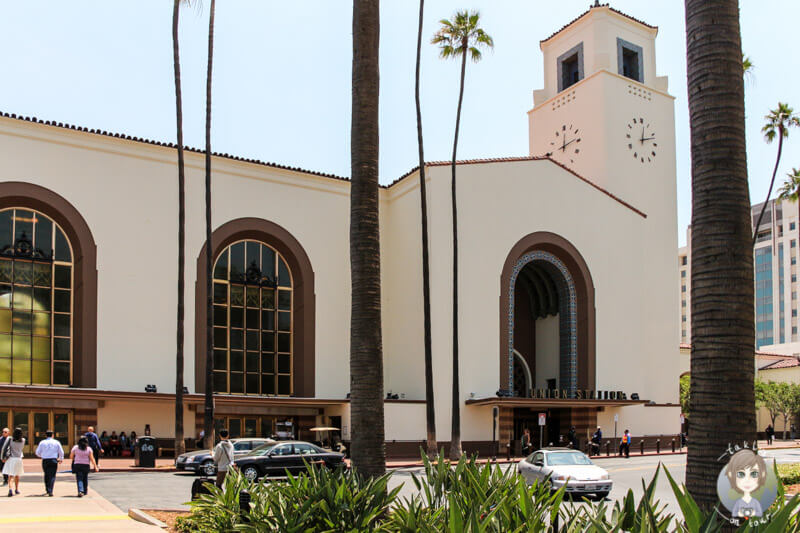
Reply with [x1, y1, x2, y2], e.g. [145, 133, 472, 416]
[414, 0, 436, 459]
[349, 0, 385, 478]
[684, 0, 755, 511]
[432, 10, 493, 460]
[752, 103, 800, 245]
[172, 0, 189, 458]
[202, 0, 216, 450]
[742, 54, 753, 77]
[777, 168, 800, 240]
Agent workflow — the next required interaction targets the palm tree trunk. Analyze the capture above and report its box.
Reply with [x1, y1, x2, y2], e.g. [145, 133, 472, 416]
[449, 44, 467, 461]
[752, 128, 784, 245]
[415, 0, 436, 460]
[350, 0, 385, 478]
[172, 0, 186, 458]
[685, 0, 754, 512]
[203, 0, 216, 450]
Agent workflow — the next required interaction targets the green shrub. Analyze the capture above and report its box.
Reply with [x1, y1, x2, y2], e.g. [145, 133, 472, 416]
[778, 463, 800, 485]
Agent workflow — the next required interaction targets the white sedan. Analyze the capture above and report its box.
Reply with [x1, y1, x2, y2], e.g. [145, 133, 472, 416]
[517, 447, 612, 500]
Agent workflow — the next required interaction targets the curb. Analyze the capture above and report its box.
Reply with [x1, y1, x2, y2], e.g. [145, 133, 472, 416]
[129, 508, 167, 528]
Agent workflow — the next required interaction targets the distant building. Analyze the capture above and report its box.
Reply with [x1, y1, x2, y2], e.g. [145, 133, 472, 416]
[681, 199, 799, 349]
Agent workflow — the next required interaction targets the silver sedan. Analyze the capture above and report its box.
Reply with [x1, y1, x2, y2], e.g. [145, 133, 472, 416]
[517, 447, 612, 500]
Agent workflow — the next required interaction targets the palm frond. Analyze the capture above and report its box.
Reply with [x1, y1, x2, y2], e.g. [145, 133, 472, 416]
[433, 10, 493, 63]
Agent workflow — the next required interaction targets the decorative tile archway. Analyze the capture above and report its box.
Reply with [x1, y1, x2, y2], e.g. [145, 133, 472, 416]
[508, 251, 577, 394]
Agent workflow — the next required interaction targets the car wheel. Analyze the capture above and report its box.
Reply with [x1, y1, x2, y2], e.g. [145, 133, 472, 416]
[201, 461, 216, 477]
[593, 491, 609, 501]
[243, 466, 259, 481]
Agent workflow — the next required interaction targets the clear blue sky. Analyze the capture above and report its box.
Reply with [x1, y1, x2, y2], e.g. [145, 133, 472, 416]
[1, 1, 797, 246]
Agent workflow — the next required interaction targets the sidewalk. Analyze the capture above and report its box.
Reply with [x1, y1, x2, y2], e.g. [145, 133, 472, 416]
[385, 449, 688, 468]
[759, 439, 800, 450]
[0, 475, 159, 531]
[20, 457, 177, 473]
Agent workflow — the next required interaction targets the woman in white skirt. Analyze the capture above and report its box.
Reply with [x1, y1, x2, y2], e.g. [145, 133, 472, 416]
[1, 428, 25, 496]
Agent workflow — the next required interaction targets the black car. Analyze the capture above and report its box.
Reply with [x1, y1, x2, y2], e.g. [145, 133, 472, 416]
[234, 441, 346, 480]
[175, 438, 274, 476]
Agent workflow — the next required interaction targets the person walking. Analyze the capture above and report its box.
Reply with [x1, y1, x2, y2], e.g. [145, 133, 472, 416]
[70, 437, 99, 497]
[521, 427, 532, 456]
[567, 426, 578, 450]
[2, 428, 25, 496]
[35, 430, 64, 497]
[766, 424, 775, 445]
[129, 431, 137, 455]
[591, 426, 603, 456]
[619, 429, 631, 458]
[85, 426, 103, 465]
[212, 429, 235, 488]
[0, 427, 9, 486]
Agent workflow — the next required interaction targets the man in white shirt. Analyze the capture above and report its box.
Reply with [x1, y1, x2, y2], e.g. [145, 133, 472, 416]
[35, 430, 64, 496]
[213, 429, 234, 488]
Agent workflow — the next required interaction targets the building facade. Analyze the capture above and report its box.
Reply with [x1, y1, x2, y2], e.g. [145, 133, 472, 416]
[680, 199, 800, 348]
[0, 4, 680, 455]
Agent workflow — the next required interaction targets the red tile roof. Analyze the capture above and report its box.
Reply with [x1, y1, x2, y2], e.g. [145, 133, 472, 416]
[541, 3, 657, 44]
[760, 358, 800, 370]
[392, 156, 647, 218]
[0, 111, 350, 184]
[0, 111, 645, 217]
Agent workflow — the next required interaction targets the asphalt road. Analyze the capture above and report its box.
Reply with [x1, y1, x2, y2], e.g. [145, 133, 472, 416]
[84, 449, 798, 518]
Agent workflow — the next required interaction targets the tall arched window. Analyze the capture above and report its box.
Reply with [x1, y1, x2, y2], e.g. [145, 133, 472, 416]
[0, 208, 73, 385]
[212, 240, 293, 395]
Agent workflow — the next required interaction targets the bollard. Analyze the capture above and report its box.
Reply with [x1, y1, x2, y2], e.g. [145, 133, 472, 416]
[656, 439, 660, 454]
[239, 489, 251, 522]
[640, 440, 644, 455]
[552, 512, 560, 532]
[606, 442, 610, 456]
[506, 443, 511, 461]
[671, 439, 675, 453]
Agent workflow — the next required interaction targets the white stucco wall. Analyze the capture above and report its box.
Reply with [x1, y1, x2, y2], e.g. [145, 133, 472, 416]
[535, 315, 560, 389]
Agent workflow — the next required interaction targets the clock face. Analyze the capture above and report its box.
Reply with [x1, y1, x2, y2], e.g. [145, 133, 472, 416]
[626, 117, 657, 163]
[548, 124, 581, 164]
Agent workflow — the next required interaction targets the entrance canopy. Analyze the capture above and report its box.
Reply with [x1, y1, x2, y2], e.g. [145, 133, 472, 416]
[465, 396, 648, 409]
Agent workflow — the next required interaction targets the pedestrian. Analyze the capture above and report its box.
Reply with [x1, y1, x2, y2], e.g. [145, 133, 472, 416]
[0, 427, 8, 486]
[591, 426, 603, 456]
[70, 437, 99, 497]
[567, 426, 578, 450]
[109, 431, 120, 457]
[35, 430, 64, 496]
[119, 432, 128, 456]
[85, 426, 103, 465]
[521, 427, 532, 456]
[619, 429, 631, 458]
[129, 431, 137, 455]
[765, 424, 774, 446]
[213, 429, 235, 488]
[197, 429, 205, 449]
[99, 431, 110, 455]
[2, 427, 25, 497]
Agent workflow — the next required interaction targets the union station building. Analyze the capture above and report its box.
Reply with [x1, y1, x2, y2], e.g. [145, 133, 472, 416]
[0, 4, 681, 455]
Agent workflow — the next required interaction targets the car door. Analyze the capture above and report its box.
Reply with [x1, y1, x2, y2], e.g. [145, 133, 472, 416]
[265, 443, 295, 477]
[528, 452, 546, 483]
[293, 443, 323, 473]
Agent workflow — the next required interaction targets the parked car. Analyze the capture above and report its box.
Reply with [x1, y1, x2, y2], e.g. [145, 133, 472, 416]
[517, 447, 612, 500]
[175, 437, 275, 476]
[234, 440, 346, 481]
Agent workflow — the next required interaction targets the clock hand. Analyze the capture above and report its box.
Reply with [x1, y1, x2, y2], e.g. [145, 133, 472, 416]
[640, 128, 645, 144]
[641, 136, 656, 141]
[562, 138, 577, 150]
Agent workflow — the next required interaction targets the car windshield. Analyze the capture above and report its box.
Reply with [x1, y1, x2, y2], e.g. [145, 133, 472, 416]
[249, 443, 279, 456]
[546, 452, 593, 466]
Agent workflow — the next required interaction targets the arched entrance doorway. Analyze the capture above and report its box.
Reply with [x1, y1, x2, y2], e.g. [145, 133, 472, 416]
[499, 232, 596, 448]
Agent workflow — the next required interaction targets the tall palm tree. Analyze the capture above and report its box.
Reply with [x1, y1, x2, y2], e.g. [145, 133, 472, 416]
[778, 168, 800, 240]
[172, 0, 189, 458]
[684, 0, 755, 511]
[202, 0, 216, 450]
[432, 10, 493, 460]
[752, 103, 800, 245]
[350, 0, 385, 478]
[415, 0, 436, 459]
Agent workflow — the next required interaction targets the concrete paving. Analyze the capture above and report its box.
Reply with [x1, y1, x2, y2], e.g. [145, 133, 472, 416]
[0, 475, 159, 531]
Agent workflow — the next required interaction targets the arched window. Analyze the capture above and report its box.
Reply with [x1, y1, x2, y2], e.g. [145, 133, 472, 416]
[212, 240, 293, 396]
[0, 208, 73, 385]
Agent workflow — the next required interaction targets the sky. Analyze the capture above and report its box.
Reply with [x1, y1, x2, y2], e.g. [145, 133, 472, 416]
[1, 1, 798, 247]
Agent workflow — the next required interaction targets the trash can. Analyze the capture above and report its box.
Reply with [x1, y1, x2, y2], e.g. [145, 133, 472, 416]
[135, 436, 157, 468]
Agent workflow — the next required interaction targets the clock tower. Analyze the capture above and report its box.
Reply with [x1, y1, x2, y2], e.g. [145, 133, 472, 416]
[528, 3, 677, 219]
